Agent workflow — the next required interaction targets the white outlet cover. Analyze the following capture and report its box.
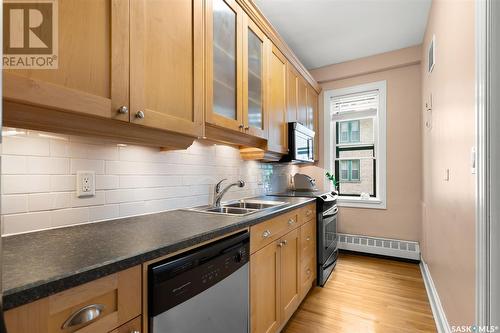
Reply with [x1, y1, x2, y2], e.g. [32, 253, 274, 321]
[77, 171, 96, 198]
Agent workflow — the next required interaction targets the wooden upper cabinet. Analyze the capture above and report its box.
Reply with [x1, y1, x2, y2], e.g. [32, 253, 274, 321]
[297, 77, 308, 127]
[206, 0, 244, 132]
[306, 85, 316, 131]
[129, 0, 204, 137]
[242, 15, 268, 139]
[3, 0, 129, 121]
[286, 64, 298, 123]
[267, 45, 288, 154]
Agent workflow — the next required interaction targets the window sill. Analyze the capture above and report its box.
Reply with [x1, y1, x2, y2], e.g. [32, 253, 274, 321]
[337, 196, 386, 210]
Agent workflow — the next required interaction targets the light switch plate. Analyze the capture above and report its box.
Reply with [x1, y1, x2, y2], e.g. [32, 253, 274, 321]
[76, 171, 95, 197]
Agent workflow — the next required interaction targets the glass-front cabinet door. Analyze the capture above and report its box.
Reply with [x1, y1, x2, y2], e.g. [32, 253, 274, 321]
[206, 0, 243, 131]
[242, 15, 268, 139]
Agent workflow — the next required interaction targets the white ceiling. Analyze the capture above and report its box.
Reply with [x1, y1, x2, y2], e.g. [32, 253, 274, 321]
[254, 0, 432, 69]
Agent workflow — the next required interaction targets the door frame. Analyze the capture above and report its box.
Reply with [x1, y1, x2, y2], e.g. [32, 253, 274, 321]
[475, 0, 499, 326]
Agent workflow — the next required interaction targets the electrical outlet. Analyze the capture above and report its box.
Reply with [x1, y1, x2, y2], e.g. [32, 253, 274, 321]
[77, 171, 95, 198]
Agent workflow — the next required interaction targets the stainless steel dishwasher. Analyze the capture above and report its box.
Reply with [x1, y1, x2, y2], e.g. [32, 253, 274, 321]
[148, 231, 249, 333]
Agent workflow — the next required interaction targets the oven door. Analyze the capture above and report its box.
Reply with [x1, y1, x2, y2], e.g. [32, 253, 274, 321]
[320, 206, 338, 263]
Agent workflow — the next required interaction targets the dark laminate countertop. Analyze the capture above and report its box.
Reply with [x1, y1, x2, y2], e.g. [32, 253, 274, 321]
[2, 195, 315, 310]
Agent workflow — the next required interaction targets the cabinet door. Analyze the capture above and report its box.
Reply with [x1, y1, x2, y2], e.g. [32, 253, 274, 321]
[206, 0, 244, 131]
[129, 0, 203, 137]
[3, 0, 129, 121]
[280, 228, 300, 323]
[251, 241, 281, 333]
[286, 65, 298, 123]
[300, 220, 317, 299]
[297, 77, 308, 126]
[306, 85, 316, 130]
[267, 45, 288, 154]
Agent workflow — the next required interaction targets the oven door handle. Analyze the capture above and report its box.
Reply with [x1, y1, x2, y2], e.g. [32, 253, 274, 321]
[323, 207, 338, 217]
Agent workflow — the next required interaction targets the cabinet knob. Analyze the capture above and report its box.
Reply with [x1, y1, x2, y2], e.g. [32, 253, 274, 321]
[239, 124, 244, 129]
[135, 111, 145, 119]
[288, 218, 295, 226]
[282, 239, 288, 246]
[117, 106, 129, 114]
[306, 236, 311, 241]
[306, 269, 311, 276]
[262, 229, 271, 238]
[244, 126, 249, 130]
[278, 241, 284, 247]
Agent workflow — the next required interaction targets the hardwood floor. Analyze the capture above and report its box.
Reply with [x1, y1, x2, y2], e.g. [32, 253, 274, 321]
[283, 252, 437, 333]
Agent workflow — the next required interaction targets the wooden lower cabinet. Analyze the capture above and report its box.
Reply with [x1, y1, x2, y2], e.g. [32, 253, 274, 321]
[250, 204, 316, 333]
[250, 240, 281, 333]
[280, 228, 300, 324]
[110, 316, 141, 333]
[4, 266, 141, 333]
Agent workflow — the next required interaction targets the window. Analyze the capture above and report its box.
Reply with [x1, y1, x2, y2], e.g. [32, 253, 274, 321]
[340, 160, 360, 182]
[339, 120, 360, 144]
[323, 81, 387, 209]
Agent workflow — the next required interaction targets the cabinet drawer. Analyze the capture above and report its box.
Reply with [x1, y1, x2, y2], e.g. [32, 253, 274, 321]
[250, 210, 299, 253]
[300, 257, 316, 299]
[299, 204, 316, 224]
[110, 316, 141, 333]
[5, 266, 141, 333]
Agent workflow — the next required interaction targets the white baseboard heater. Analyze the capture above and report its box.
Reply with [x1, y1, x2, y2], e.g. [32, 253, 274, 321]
[338, 233, 421, 261]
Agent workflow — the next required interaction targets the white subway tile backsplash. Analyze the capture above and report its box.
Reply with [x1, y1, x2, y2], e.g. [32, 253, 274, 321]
[2, 195, 28, 214]
[51, 207, 89, 228]
[26, 157, 70, 174]
[2, 155, 27, 174]
[1, 128, 296, 235]
[2, 175, 51, 194]
[96, 175, 119, 190]
[70, 159, 105, 174]
[3, 211, 52, 234]
[71, 191, 105, 207]
[50, 175, 76, 191]
[2, 135, 50, 156]
[89, 204, 119, 221]
[28, 192, 71, 211]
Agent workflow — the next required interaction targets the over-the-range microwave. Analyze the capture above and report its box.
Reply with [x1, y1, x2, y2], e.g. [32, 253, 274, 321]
[280, 122, 315, 163]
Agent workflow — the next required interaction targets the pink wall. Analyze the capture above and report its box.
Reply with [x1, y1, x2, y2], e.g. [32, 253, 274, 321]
[302, 49, 423, 242]
[420, 0, 476, 326]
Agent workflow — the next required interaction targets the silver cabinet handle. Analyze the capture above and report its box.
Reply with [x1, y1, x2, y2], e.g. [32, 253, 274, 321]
[135, 110, 145, 119]
[262, 229, 271, 238]
[288, 218, 295, 226]
[131, 331, 140, 333]
[278, 241, 284, 247]
[117, 106, 129, 114]
[282, 239, 288, 246]
[62, 304, 104, 329]
[306, 236, 311, 241]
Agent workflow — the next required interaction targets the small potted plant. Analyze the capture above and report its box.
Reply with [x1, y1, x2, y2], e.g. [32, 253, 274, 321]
[325, 171, 338, 193]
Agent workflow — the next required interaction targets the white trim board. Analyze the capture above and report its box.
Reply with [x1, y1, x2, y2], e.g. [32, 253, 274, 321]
[420, 259, 451, 333]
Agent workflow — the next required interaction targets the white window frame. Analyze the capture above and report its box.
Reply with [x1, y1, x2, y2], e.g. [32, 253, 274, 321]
[323, 80, 387, 209]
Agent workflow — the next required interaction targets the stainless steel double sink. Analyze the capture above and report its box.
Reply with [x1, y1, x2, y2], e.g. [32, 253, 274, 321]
[187, 199, 288, 216]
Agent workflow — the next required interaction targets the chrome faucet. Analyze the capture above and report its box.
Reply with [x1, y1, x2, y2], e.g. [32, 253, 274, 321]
[213, 179, 245, 207]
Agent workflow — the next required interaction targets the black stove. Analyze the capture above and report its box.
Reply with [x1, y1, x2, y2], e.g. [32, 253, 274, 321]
[268, 190, 338, 286]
